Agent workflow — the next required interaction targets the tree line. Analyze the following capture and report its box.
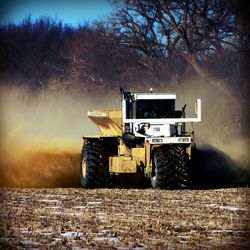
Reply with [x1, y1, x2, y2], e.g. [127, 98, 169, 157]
[0, 0, 249, 100]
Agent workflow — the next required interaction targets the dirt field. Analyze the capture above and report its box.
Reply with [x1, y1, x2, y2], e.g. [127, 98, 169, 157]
[0, 188, 249, 249]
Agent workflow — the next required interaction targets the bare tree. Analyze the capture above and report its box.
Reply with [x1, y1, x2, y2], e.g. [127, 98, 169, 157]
[109, 0, 243, 101]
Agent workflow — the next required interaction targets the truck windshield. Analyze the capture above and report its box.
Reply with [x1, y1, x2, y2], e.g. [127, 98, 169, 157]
[136, 99, 175, 119]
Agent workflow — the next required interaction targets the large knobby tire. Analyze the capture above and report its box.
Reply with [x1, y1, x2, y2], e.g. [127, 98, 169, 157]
[151, 145, 189, 189]
[80, 141, 115, 188]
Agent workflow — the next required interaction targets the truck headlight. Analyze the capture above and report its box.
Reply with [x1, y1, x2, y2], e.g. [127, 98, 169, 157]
[152, 138, 163, 143]
[178, 138, 190, 143]
[153, 127, 160, 132]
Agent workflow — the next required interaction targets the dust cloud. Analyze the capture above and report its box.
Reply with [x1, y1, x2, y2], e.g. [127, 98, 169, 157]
[0, 86, 120, 187]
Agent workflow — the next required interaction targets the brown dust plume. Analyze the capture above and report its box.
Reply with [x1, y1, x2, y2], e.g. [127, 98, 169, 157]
[0, 86, 112, 187]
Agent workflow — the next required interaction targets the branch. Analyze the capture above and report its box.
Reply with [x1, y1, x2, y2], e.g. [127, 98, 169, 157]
[182, 0, 189, 31]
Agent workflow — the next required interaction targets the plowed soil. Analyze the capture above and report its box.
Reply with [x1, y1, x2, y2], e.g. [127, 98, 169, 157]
[0, 188, 249, 249]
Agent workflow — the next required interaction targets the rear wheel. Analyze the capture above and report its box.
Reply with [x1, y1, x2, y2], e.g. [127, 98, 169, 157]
[80, 141, 115, 188]
[151, 145, 189, 189]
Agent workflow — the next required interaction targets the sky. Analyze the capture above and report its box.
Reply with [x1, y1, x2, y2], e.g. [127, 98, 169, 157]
[0, 0, 114, 26]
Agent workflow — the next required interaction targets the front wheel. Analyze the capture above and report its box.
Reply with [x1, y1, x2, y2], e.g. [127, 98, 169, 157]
[151, 146, 189, 189]
[80, 141, 115, 188]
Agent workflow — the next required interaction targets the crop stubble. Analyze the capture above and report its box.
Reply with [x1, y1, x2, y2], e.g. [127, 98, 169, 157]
[0, 188, 249, 249]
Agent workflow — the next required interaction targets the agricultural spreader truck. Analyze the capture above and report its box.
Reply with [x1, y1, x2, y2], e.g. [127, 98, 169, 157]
[80, 89, 201, 189]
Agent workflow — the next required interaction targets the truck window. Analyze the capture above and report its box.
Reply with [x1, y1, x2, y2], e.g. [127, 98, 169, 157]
[136, 99, 175, 119]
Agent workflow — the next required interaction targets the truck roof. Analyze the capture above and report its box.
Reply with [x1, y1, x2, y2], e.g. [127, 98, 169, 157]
[133, 93, 176, 100]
